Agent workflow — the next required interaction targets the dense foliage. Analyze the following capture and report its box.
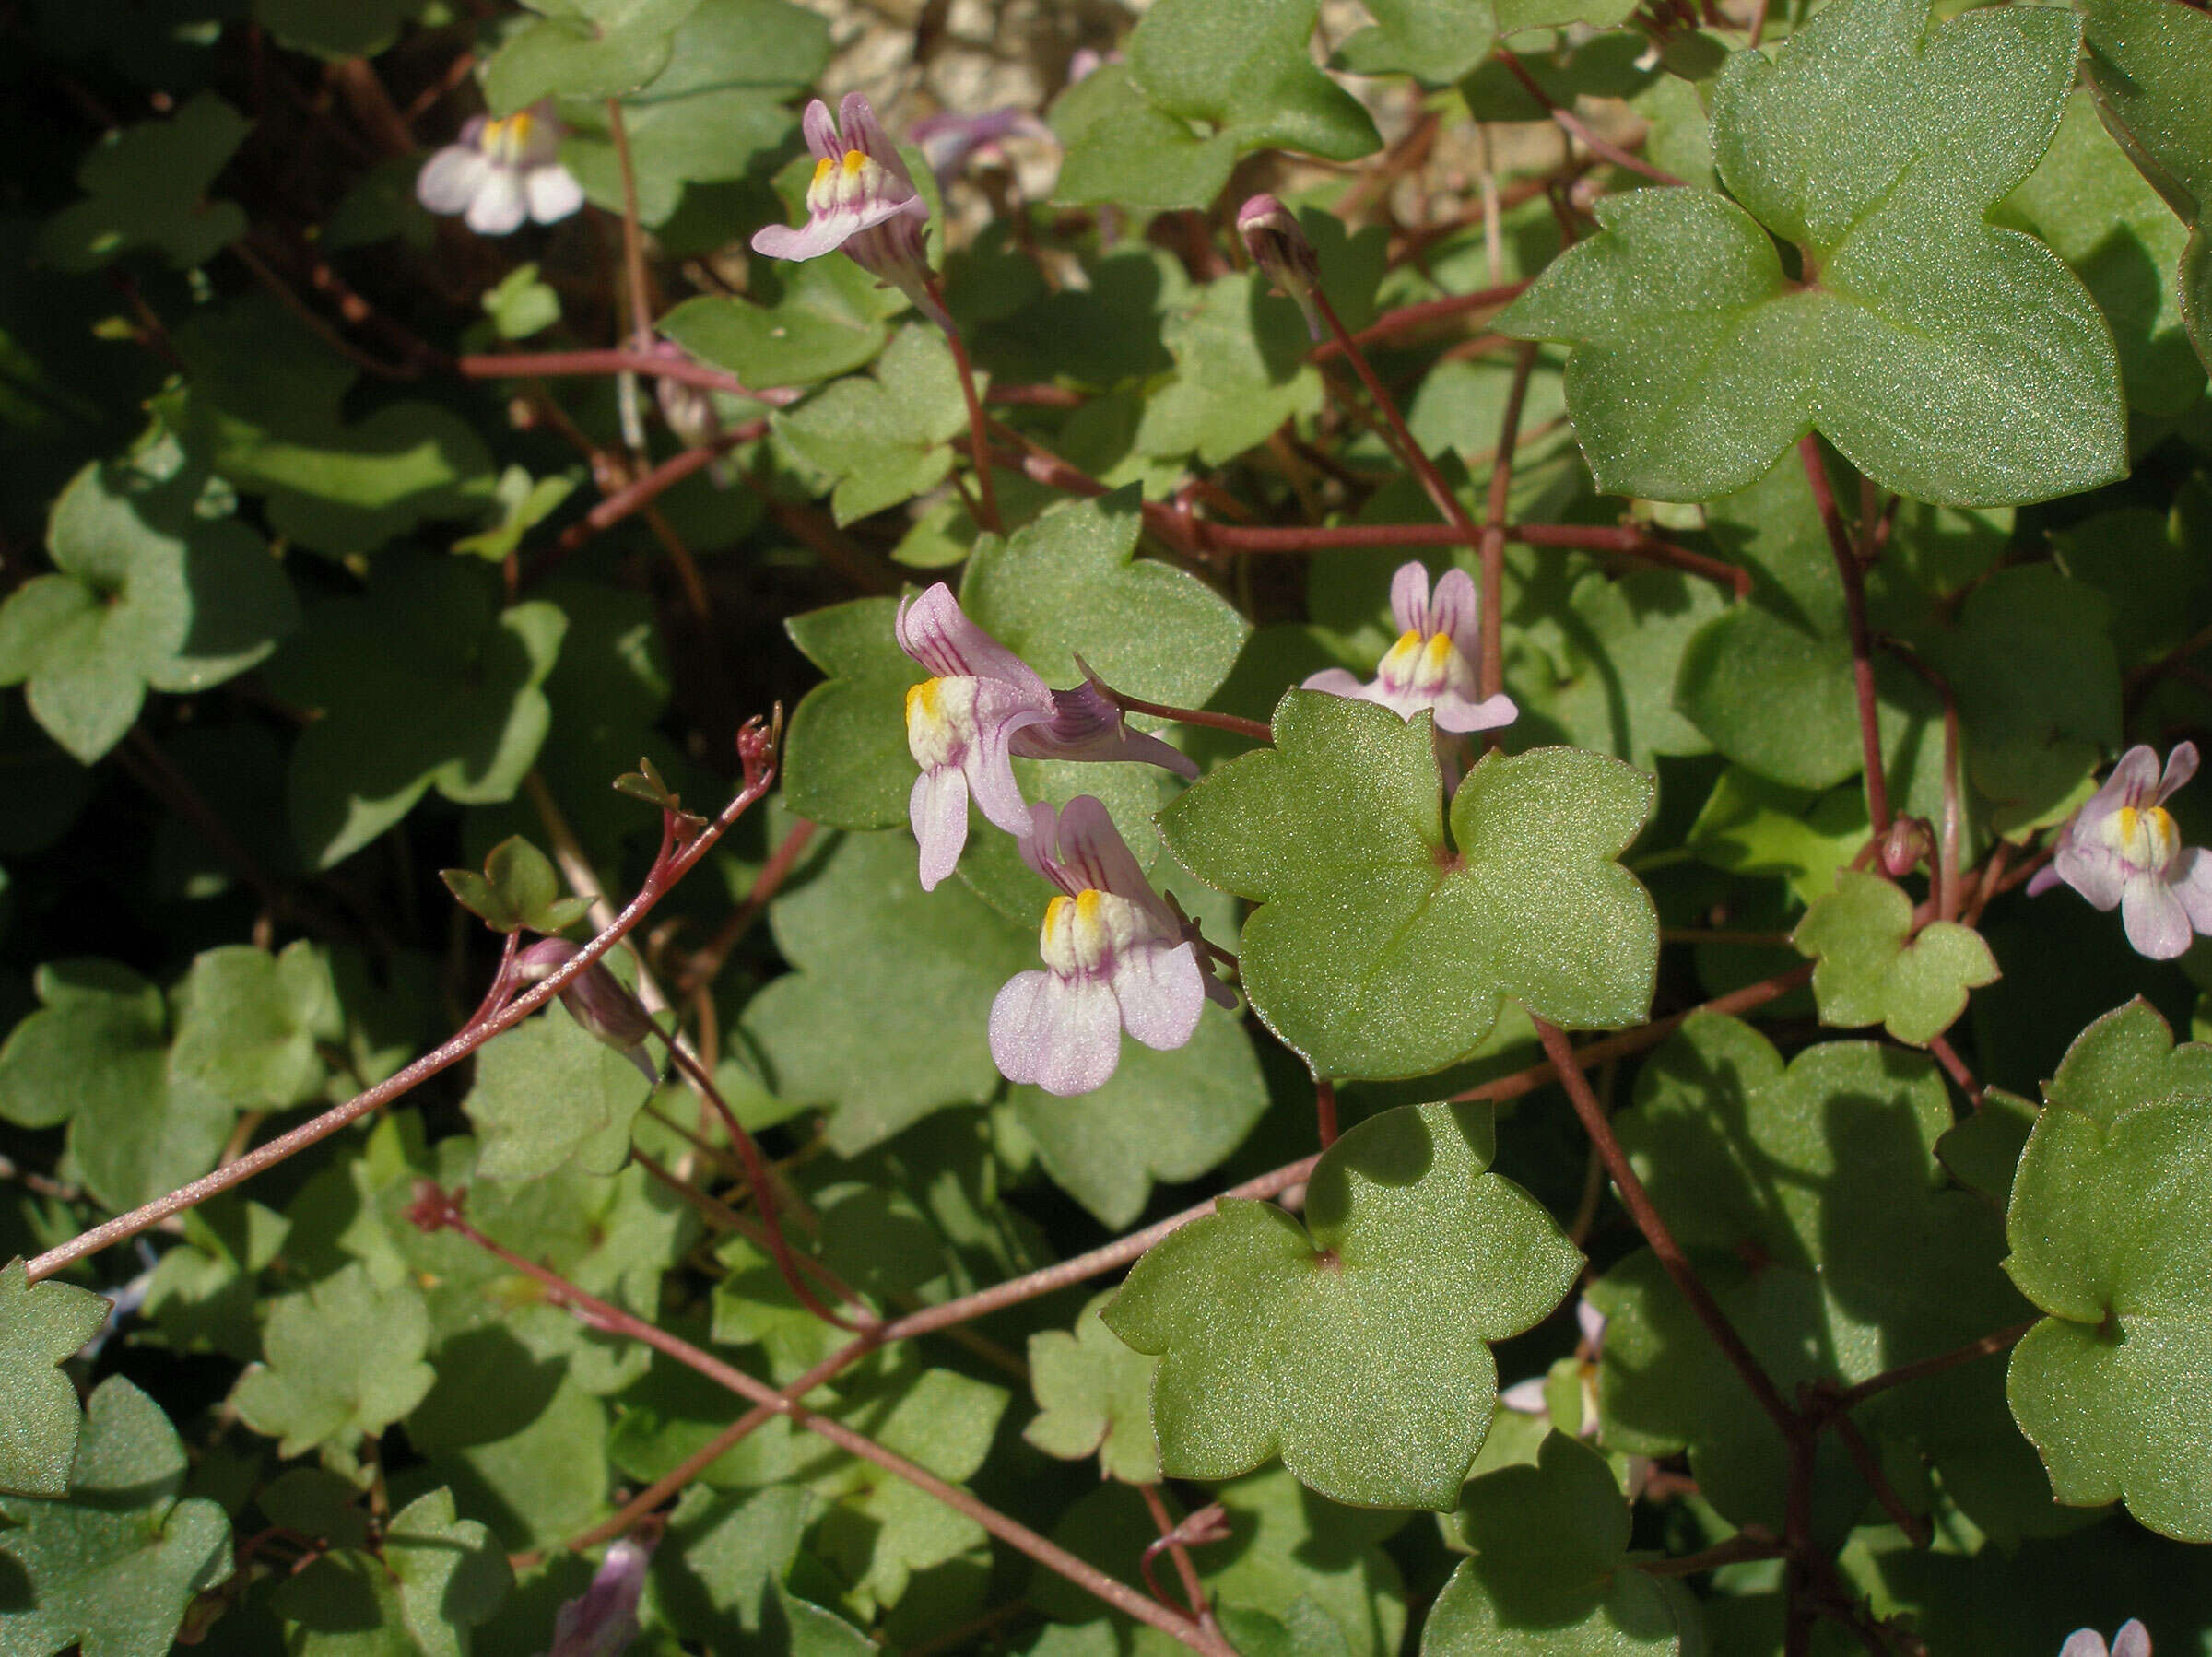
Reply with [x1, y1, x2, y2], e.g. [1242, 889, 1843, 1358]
[3, 0, 2212, 1652]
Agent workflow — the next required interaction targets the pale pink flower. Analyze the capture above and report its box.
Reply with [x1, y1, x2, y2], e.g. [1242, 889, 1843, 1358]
[2061, 1621, 2151, 1657]
[417, 101, 583, 236]
[1303, 562, 1518, 734]
[989, 797, 1228, 1096]
[911, 107, 1049, 189]
[2028, 744, 2212, 959]
[897, 584, 1194, 891]
[539, 1538, 648, 1657]
[752, 93, 945, 327]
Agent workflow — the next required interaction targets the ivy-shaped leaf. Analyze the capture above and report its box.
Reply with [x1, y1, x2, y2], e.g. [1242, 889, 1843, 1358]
[2006, 999, 2212, 1540]
[482, 0, 705, 112]
[2078, 0, 2212, 374]
[167, 940, 344, 1111]
[1103, 1101, 1582, 1510]
[1351, 0, 1636, 85]
[382, 1487, 513, 1657]
[0, 960, 233, 1213]
[159, 296, 497, 558]
[231, 1262, 436, 1457]
[1599, 1014, 2045, 1543]
[1498, 0, 2125, 505]
[262, 559, 566, 868]
[37, 91, 248, 271]
[1686, 766, 1867, 906]
[441, 835, 592, 935]
[465, 1000, 654, 1181]
[661, 256, 903, 390]
[0, 430, 298, 764]
[0, 1260, 108, 1498]
[781, 597, 923, 832]
[0, 1377, 232, 1657]
[1793, 870, 1999, 1045]
[1024, 1291, 1161, 1484]
[1048, 65, 1240, 213]
[740, 829, 1038, 1157]
[1132, 274, 1324, 466]
[1124, 0, 1380, 167]
[2001, 88, 2206, 417]
[1423, 1432, 1691, 1655]
[256, 0, 426, 58]
[777, 326, 970, 525]
[1159, 692, 1656, 1080]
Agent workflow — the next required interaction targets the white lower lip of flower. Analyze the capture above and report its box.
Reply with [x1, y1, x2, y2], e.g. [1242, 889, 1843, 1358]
[2103, 804, 2181, 876]
[1039, 888, 1161, 976]
[906, 675, 981, 770]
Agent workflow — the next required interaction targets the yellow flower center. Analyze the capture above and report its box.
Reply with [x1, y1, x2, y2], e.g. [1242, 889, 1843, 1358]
[2106, 804, 2181, 873]
[481, 112, 536, 166]
[1376, 629, 1474, 700]
[905, 676, 979, 770]
[1040, 888, 1150, 976]
[806, 147, 890, 216]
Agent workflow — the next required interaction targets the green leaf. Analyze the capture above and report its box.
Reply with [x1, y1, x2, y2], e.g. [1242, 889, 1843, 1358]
[961, 486, 1250, 712]
[426, 1373, 610, 1550]
[740, 828, 1037, 1157]
[263, 559, 566, 868]
[2006, 999, 2212, 1540]
[482, 0, 705, 112]
[453, 465, 575, 560]
[167, 940, 343, 1111]
[231, 1262, 435, 1457]
[777, 327, 969, 525]
[1601, 1014, 2039, 1538]
[465, 1001, 654, 1181]
[2001, 88, 2206, 416]
[782, 597, 924, 831]
[0, 1260, 108, 1499]
[1792, 870, 1999, 1045]
[382, 1487, 513, 1657]
[660, 257, 903, 389]
[0, 960, 233, 1213]
[159, 296, 497, 558]
[1132, 273, 1326, 466]
[1498, 0, 2125, 505]
[441, 834, 590, 934]
[0, 1377, 232, 1657]
[37, 91, 248, 271]
[1025, 1291, 1161, 1484]
[1424, 1433, 1688, 1655]
[479, 264, 563, 342]
[1159, 693, 1656, 1080]
[2078, 0, 2212, 374]
[1124, 0, 1380, 165]
[0, 435, 297, 764]
[1686, 766, 1866, 906]
[1048, 65, 1238, 213]
[1104, 1101, 1582, 1510]
[256, 0, 425, 58]
[1009, 1001, 1266, 1228]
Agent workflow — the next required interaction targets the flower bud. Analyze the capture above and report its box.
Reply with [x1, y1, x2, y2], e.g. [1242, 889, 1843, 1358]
[546, 1537, 651, 1657]
[1237, 194, 1324, 341]
[514, 939, 659, 1082]
[1877, 817, 1936, 879]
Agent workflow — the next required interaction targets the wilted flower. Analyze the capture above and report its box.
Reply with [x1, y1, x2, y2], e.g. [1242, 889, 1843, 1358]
[649, 342, 736, 487]
[417, 101, 584, 236]
[514, 939, 659, 1083]
[897, 583, 1195, 891]
[1303, 562, 1518, 735]
[752, 93, 946, 327]
[539, 1538, 650, 1657]
[990, 796, 1228, 1096]
[2062, 1621, 2150, 1657]
[1238, 194, 1325, 341]
[2028, 743, 2212, 960]
[911, 106, 1049, 189]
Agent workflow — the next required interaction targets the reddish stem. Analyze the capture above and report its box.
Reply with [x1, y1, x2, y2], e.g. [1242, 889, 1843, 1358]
[26, 718, 783, 1285]
[1496, 51, 1684, 186]
[407, 1185, 1237, 1657]
[1831, 1320, 2035, 1410]
[1534, 1017, 1798, 1438]
[931, 281, 1002, 535]
[1480, 345, 1539, 705]
[459, 349, 800, 405]
[1313, 1077, 1339, 1149]
[1802, 436, 1891, 835]
[1313, 288, 1479, 548]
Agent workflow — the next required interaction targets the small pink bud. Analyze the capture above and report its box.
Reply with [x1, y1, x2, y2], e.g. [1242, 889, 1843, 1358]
[1237, 194, 1324, 341]
[514, 940, 659, 1081]
[1878, 817, 1936, 878]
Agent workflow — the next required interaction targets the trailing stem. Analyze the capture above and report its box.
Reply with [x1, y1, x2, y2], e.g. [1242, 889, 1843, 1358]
[1481, 344, 1540, 705]
[1801, 435, 1892, 834]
